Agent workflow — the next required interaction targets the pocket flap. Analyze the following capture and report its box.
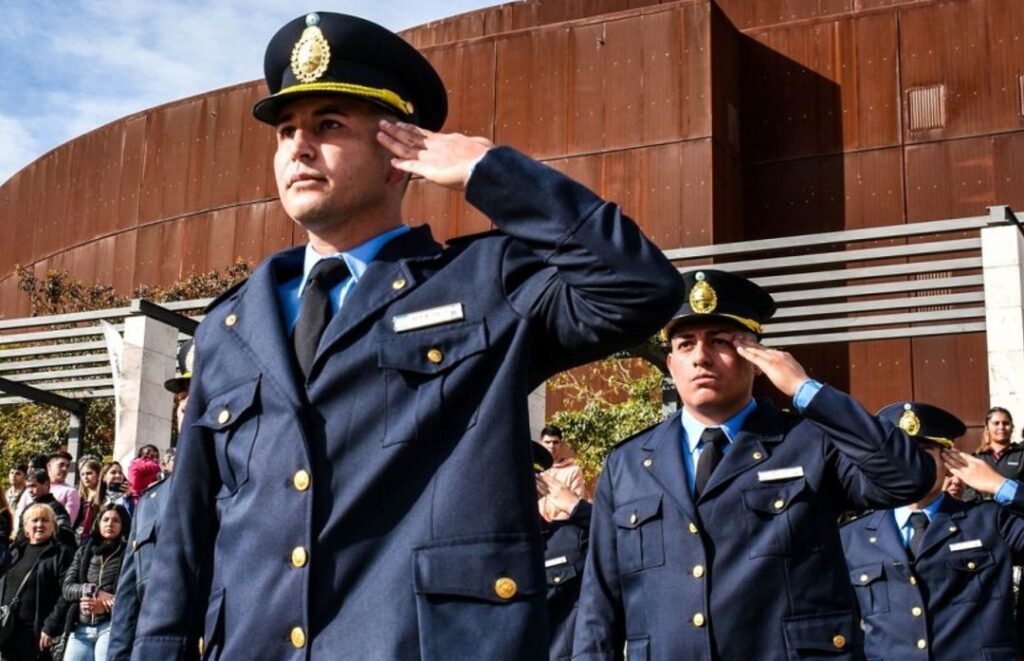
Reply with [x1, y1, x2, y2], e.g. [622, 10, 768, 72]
[742, 478, 807, 514]
[613, 495, 662, 529]
[947, 550, 994, 573]
[546, 562, 578, 586]
[133, 519, 157, 548]
[414, 536, 544, 602]
[783, 610, 856, 653]
[850, 563, 885, 586]
[193, 378, 260, 430]
[379, 322, 488, 375]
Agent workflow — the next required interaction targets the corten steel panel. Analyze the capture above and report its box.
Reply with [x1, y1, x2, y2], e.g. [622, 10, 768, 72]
[712, 145, 744, 244]
[139, 98, 203, 225]
[900, 0, 1024, 143]
[424, 39, 497, 138]
[742, 153, 846, 238]
[93, 235, 118, 288]
[848, 339, 914, 414]
[903, 136, 1024, 222]
[117, 115, 147, 231]
[0, 277, 30, 319]
[236, 82, 278, 203]
[716, 0, 852, 31]
[911, 333, 990, 429]
[112, 232, 138, 294]
[96, 124, 127, 240]
[495, 27, 569, 157]
[711, 2, 742, 156]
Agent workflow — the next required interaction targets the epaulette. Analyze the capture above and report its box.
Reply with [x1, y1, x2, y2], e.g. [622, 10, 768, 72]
[204, 278, 248, 313]
[444, 229, 503, 247]
[142, 473, 170, 495]
[838, 509, 875, 527]
[611, 417, 667, 450]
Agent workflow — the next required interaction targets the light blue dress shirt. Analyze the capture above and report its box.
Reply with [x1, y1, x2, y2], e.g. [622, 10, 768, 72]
[276, 225, 410, 333]
[893, 494, 946, 547]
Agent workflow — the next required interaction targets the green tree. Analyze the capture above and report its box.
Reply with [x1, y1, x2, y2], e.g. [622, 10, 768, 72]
[548, 356, 666, 487]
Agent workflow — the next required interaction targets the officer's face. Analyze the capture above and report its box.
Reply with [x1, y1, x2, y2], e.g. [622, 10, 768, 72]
[666, 322, 758, 424]
[274, 96, 403, 235]
[922, 445, 946, 498]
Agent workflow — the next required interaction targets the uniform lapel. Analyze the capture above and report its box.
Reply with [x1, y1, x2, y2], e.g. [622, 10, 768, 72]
[222, 248, 305, 407]
[915, 499, 968, 559]
[313, 227, 443, 370]
[640, 413, 699, 524]
[700, 401, 782, 498]
[864, 509, 910, 563]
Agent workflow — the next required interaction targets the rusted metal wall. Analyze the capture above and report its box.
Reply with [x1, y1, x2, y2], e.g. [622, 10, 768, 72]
[1, 0, 1022, 438]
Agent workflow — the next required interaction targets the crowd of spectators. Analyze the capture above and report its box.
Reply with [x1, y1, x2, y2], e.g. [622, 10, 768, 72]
[0, 447, 170, 661]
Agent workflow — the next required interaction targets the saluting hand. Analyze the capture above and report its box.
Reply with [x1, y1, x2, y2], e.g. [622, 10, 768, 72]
[733, 336, 810, 398]
[942, 449, 1007, 496]
[377, 119, 494, 190]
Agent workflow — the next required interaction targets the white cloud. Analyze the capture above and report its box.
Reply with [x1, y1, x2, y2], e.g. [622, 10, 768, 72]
[0, 0, 503, 184]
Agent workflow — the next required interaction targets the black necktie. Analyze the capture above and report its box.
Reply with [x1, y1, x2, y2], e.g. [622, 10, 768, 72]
[694, 427, 728, 499]
[293, 258, 349, 379]
[907, 511, 930, 559]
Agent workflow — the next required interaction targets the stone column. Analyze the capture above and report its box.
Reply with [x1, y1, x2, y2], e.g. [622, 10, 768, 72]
[112, 316, 178, 467]
[981, 206, 1024, 415]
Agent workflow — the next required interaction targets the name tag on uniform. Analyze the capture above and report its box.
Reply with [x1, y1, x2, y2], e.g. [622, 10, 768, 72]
[1009, 461, 1020, 466]
[949, 539, 983, 552]
[545, 556, 568, 568]
[392, 303, 464, 332]
[757, 466, 804, 482]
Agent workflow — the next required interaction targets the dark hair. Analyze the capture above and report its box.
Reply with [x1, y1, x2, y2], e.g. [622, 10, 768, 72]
[11, 464, 26, 473]
[977, 407, 1015, 453]
[137, 444, 159, 458]
[26, 468, 49, 485]
[91, 503, 130, 542]
[540, 425, 563, 439]
[28, 454, 49, 471]
[48, 450, 72, 464]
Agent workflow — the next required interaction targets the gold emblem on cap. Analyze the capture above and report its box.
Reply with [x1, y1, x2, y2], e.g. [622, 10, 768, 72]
[689, 274, 717, 315]
[899, 403, 921, 436]
[291, 15, 331, 84]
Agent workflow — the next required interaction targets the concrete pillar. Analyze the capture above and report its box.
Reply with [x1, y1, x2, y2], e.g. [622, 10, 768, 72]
[112, 316, 178, 467]
[981, 208, 1024, 416]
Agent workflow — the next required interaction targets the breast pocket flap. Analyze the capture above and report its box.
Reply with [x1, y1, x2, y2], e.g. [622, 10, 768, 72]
[613, 495, 662, 529]
[850, 562, 885, 586]
[378, 321, 488, 375]
[947, 549, 994, 573]
[742, 477, 807, 514]
[414, 536, 544, 603]
[193, 377, 260, 431]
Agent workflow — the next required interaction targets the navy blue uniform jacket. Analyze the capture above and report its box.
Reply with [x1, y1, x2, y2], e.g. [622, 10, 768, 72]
[840, 494, 1024, 660]
[107, 476, 170, 661]
[544, 500, 592, 661]
[131, 146, 683, 661]
[573, 387, 935, 661]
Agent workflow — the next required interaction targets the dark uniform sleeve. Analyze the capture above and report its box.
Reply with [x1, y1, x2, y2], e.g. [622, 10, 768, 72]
[131, 363, 216, 661]
[108, 523, 142, 661]
[466, 146, 684, 379]
[803, 385, 936, 509]
[572, 467, 625, 661]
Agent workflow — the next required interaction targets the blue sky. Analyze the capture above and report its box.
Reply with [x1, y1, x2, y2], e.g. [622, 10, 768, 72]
[0, 0, 501, 184]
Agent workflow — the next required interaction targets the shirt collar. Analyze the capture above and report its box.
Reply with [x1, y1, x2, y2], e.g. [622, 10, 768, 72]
[894, 493, 945, 529]
[681, 399, 757, 453]
[300, 225, 409, 295]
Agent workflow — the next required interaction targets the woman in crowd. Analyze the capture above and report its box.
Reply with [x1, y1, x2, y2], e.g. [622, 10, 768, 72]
[0, 504, 73, 660]
[964, 407, 1024, 503]
[73, 460, 104, 545]
[59, 503, 130, 661]
[98, 465, 124, 507]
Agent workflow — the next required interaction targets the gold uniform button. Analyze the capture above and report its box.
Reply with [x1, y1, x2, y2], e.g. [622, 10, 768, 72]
[132, 540, 139, 551]
[495, 577, 517, 600]
[426, 348, 444, 364]
[909, 576, 917, 585]
[643, 458, 653, 468]
[293, 470, 311, 491]
[629, 513, 638, 525]
[392, 278, 407, 290]
[948, 525, 957, 533]
[291, 547, 308, 568]
[688, 522, 699, 534]
[911, 606, 923, 617]
[198, 637, 204, 656]
[859, 574, 869, 584]
[218, 409, 231, 424]
[692, 565, 705, 578]
[692, 613, 705, 627]
[553, 576, 561, 584]
[224, 313, 237, 327]
[752, 451, 763, 460]
[917, 639, 927, 650]
[290, 627, 306, 648]
[832, 634, 846, 649]
[869, 536, 877, 544]
[773, 499, 785, 510]
[967, 561, 977, 570]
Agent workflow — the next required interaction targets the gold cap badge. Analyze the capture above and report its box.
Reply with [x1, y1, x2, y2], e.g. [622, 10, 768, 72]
[291, 14, 331, 83]
[899, 403, 921, 436]
[689, 272, 717, 314]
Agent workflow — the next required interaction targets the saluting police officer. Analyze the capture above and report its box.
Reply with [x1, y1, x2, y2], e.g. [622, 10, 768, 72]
[573, 269, 935, 661]
[132, 12, 682, 661]
[841, 403, 1024, 660]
